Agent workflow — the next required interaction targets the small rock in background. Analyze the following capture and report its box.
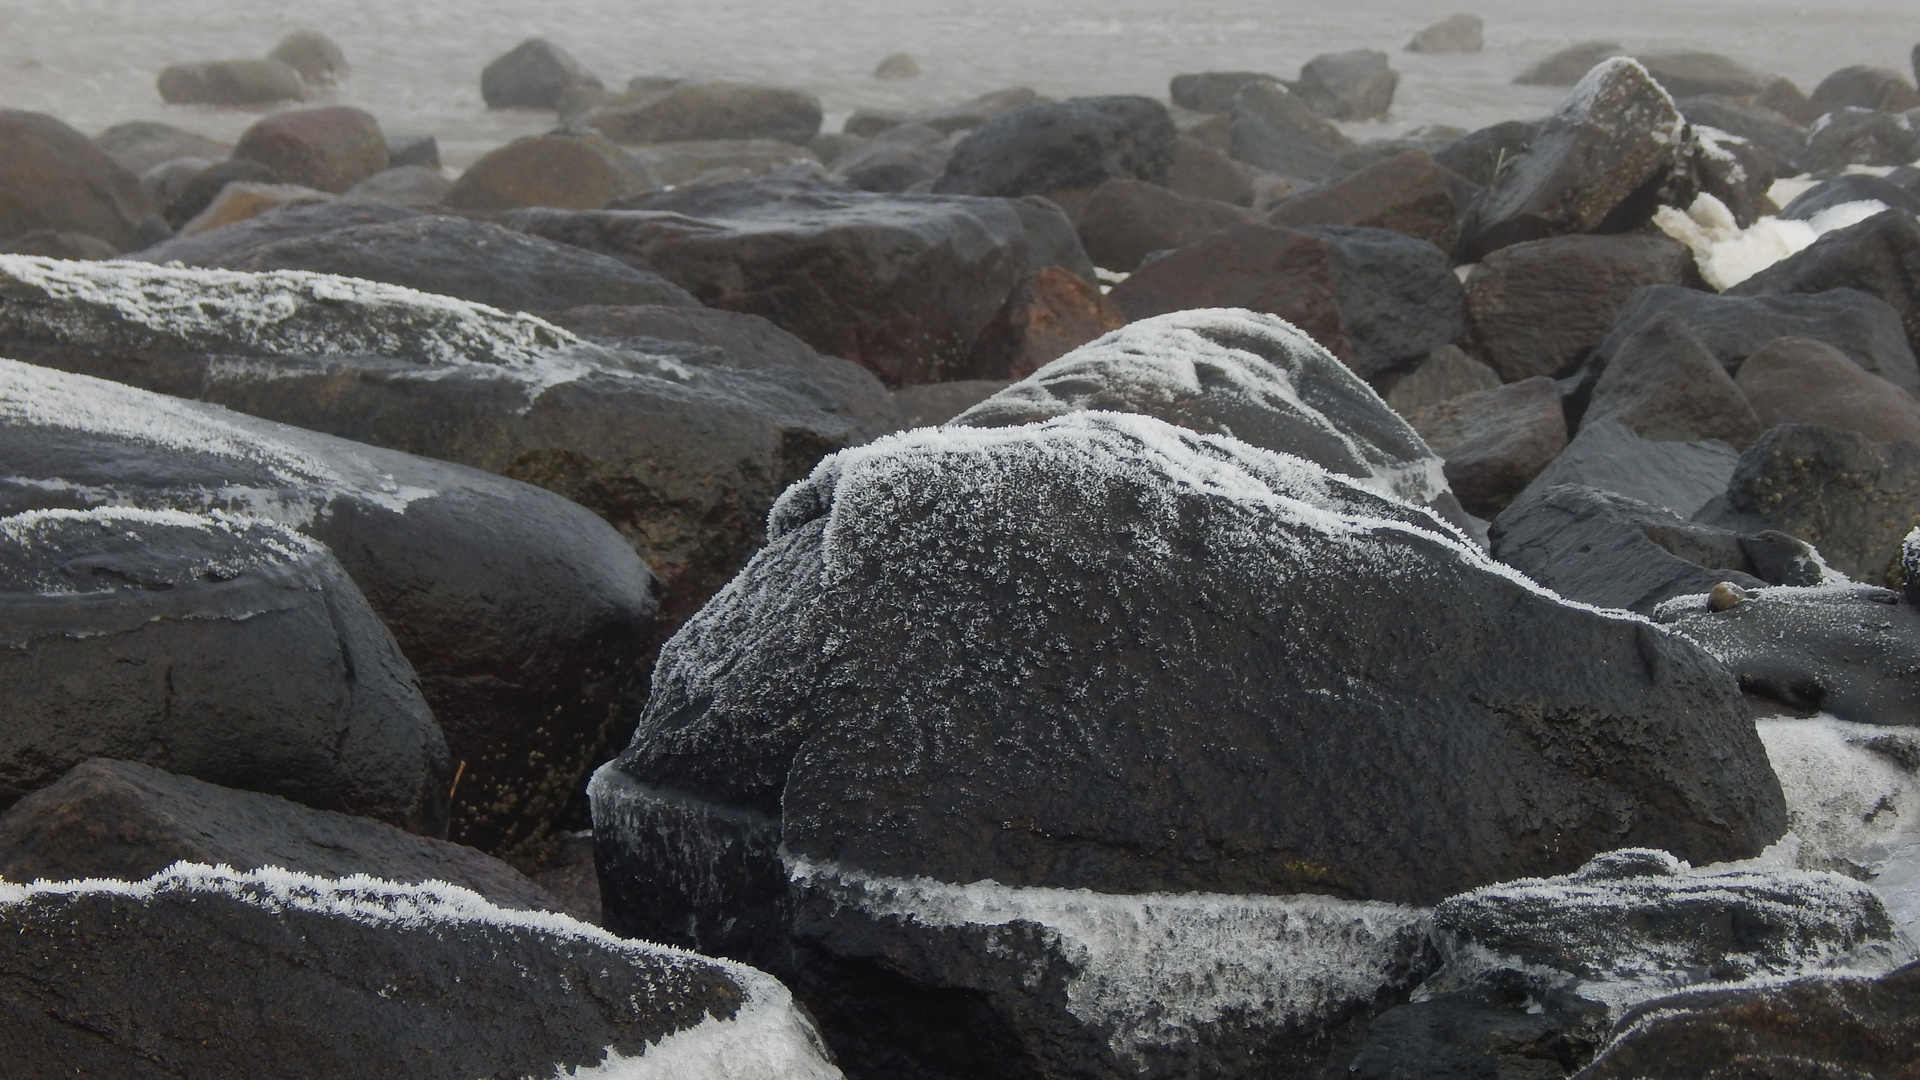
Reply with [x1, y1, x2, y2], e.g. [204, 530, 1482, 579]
[442, 131, 651, 210]
[268, 29, 348, 88]
[1405, 14, 1483, 55]
[384, 134, 439, 169]
[1810, 64, 1920, 115]
[1384, 344, 1501, 415]
[1075, 177, 1253, 271]
[1736, 335, 1920, 444]
[828, 124, 946, 192]
[587, 81, 823, 146]
[1228, 79, 1355, 180]
[1407, 376, 1568, 516]
[480, 37, 601, 109]
[1267, 149, 1476, 253]
[1799, 106, 1920, 172]
[231, 105, 388, 193]
[1754, 75, 1824, 124]
[1293, 49, 1399, 122]
[934, 95, 1176, 208]
[0, 110, 151, 250]
[1636, 52, 1773, 99]
[94, 120, 229, 175]
[1432, 118, 1539, 186]
[1512, 40, 1626, 86]
[1170, 70, 1280, 113]
[873, 52, 919, 79]
[157, 58, 305, 106]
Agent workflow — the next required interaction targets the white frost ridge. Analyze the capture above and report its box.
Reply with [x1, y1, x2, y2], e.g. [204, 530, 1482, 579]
[787, 854, 1429, 1066]
[0, 864, 841, 1080]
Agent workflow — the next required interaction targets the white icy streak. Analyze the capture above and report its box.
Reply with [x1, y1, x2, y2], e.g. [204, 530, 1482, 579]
[0, 864, 841, 1080]
[787, 854, 1428, 1064]
[0, 505, 323, 570]
[1654, 192, 1901, 291]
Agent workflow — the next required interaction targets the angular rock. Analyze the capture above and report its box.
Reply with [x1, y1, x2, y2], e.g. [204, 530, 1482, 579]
[138, 156, 212, 215]
[179, 181, 331, 237]
[1110, 222, 1465, 379]
[0, 356, 659, 861]
[587, 81, 823, 146]
[1266, 149, 1474, 252]
[0, 865, 835, 1080]
[162, 157, 281, 229]
[1409, 376, 1568, 516]
[1778, 172, 1920, 222]
[0, 111, 150, 250]
[0, 230, 118, 260]
[1515, 421, 1742, 520]
[1514, 42, 1626, 86]
[964, 264, 1125, 380]
[933, 96, 1176, 203]
[1637, 52, 1772, 99]
[506, 178, 1083, 385]
[0, 506, 446, 832]
[1583, 312, 1763, 446]
[1755, 76, 1825, 125]
[1384, 344, 1502, 415]
[1170, 71, 1279, 114]
[1678, 95, 1810, 176]
[1465, 234, 1700, 381]
[444, 131, 651, 211]
[269, 29, 348, 86]
[1697, 423, 1920, 585]
[1433, 118, 1541, 187]
[1294, 49, 1399, 122]
[94, 120, 228, 175]
[1491, 479, 1824, 614]
[1166, 133, 1255, 205]
[341, 164, 452, 207]
[480, 38, 602, 109]
[1737, 335, 1920, 443]
[1688, 126, 1780, 229]
[232, 106, 388, 194]
[1406, 14, 1484, 54]
[1461, 59, 1691, 261]
[157, 58, 304, 106]
[0, 759, 558, 912]
[385, 134, 440, 169]
[1810, 65, 1920, 115]
[828, 124, 949, 193]
[1227, 80, 1356, 181]
[1801, 106, 1920, 172]
[1075, 177, 1252, 271]
[593, 405, 1782, 1076]
[1732, 208, 1920, 359]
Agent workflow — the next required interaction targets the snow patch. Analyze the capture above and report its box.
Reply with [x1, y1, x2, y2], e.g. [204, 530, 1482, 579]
[1653, 193, 1896, 291]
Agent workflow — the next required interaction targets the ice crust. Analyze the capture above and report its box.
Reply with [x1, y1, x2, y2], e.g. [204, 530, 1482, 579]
[0, 505, 322, 594]
[786, 854, 1430, 1066]
[1654, 192, 1902, 291]
[0, 863, 841, 1080]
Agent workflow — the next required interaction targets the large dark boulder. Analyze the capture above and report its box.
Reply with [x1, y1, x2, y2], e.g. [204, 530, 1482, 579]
[593, 405, 1782, 1076]
[1460, 59, 1691, 261]
[0, 506, 447, 833]
[0, 759, 560, 912]
[505, 178, 1090, 386]
[1810, 65, 1920, 115]
[0, 864, 835, 1079]
[1109, 222, 1465, 380]
[1581, 311, 1762, 447]
[1265, 149, 1476, 253]
[1732, 208, 1920, 361]
[1512, 421, 1742, 519]
[1801, 107, 1920, 172]
[0, 110, 151, 250]
[479, 38, 602, 109]
[0, 356, 658, 861]
[1293, 49, 1399, 122]
[1407, 376, 1569, 516]
[1737, 335, 1920, 444]
[587, 81, 823, 146]
[932, 96, 1176, 202]
[1227, 80, 1356, 181]
[1074, 177, 1252, 271]
[1678, 94, 1810, 176]
[231, 106, 388, 194]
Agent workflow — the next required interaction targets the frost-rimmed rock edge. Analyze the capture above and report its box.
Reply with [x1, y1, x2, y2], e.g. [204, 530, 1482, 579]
[0, 505, 326, 594]
[949, 308, 1454, 511]
[785, 852, 1431, 1068]
[0, 863, 842, 1080]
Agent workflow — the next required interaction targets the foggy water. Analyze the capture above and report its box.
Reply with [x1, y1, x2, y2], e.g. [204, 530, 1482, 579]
[1, 0, 1914, 167]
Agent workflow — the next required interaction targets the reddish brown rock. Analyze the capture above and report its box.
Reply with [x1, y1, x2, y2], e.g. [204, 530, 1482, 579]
[1076, 178, 1253, 271]
[443, 133, 648, 211]
[1408, 376, 1569, 516]
[0, 110, 150, 249]
[232, 106, 388, 195]
[1736, 335, 1920, 444]
[1266, 149, 1470, 252]
[968, 265, 1125, 380]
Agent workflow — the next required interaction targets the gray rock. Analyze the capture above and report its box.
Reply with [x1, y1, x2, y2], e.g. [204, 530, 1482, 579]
[891, 379, 1010, 428]
[1433, 119, 1542, 187]
[1166, 134, 1256, 205]
[1778, 173, 1920, 221]
[269, 30, 348, 86]
[443, 131, 653, 211]
[157, 58, 305, 106]
[1513, 41, 1626, 87]
[933, 96, 1176, 200]
[1516, 420, 1741, 519]
[1584, 312, 1762, 447]
[1266, 149, 1475, 253]
[1074, 177, 1252, 271]
[587, 82, 823, 146]
[906, 86, 1046, 133]
[1227, 80, 1356, 181]
[829, 123, 950, 193]
[1408, 376, 1568, 516]
[480, 38, 602, 110]
[340, 165, 452, 206]
[1678, 95, 1809, 176]
[873, 52, 918, 80]
[1811, 65, 1920, 115]
[1637, 52, 1773, 99]
[1293, 49, 1399, 122]
[1732, 209, 1920, 361]
[1406, 14, 1484, 54]
[1170, 71, 1280, 113]
[1385, 344, 1502, 415]
[1737, 335, 1920, 444]
[1801, 107, 1920, 172]
[94, 120, 228, 175]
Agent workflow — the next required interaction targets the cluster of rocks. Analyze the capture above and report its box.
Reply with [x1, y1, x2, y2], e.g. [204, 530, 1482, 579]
[157, 29, 349, 107]
[3, 18, 1920, 1079]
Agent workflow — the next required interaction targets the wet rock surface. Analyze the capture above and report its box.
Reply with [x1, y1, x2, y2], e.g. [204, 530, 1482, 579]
[1266, 149, 1475, 253]
[1513, 421, 1742, 520]
[933, 95, 1176, 201]
[1408, 376, 1569, 517]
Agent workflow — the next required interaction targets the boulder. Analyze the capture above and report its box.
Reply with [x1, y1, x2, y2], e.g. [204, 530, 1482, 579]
[587, 81, 823, 146]
[385, 134, 440, 169]
[0, 506, 446, 833]
[895, 86, 1045, 135]
[0, 356, 660, 861]
[593, 407, 1782, 1075]
[1110, 222, 1465, 380]
[1802, 106, 1920, 173]
[964, 265, 1125, 380]
[1294, 49, 1399, 122]
[1732, 209, 1920, 359]
[891, 379, 1009, 427]
[1166, 133, 1256, 205]
[1688, 126, 1779, 229]
[1678, 95, 1810, 176]
[1491, 480, 1823, 614]
[1343, 972, 1609, 1080]
[1576, 963, 1920, 1080]
[873, 52, 918, 80]
[1514, 42, 1627, 87]
[443, 131, 650, 211]
[1170, 71, 1279, 114]
[1075, 177, 1252, 271]
[138, 156, 212, 214]
[138, 198, 425, 264]
[504, 178, 1086, 386]
[1266, 149, 1475, 252]
[1433, 118, 1541, 187]
[1778, 172, 1920, 221]
[1409, 376, 1568, 516]
[1227, 80, 1356, 181]
[269, 29, 348, 86]
[1461, 59, 1691, 261]
[0, 864, 836, 1080]
[162, 157, 281, 228]
[480, 38, 602, 109]
[1465, 234, 1700, 381]
[1754, 76, 1825, 125]
[1737, 335, 1920, 443]
[1697, 423, 1920, 585]
[953, 309, 1458, 517]
[0, 111, 150, 250]
[156, 58, 305, 106]
[1637, 52, 1772, 99]
[179, 182, 331, 237]
[94, 120, 228, 175]
[1406, 14, 1484, 54]
[197, 214, 699, 313]
[232, 106, 388, 194]
[1384, 344, 1501, 415]
[0, 230, 118, 260]
[0, 759, 558, 912]
[827, 124, 949, 192]
[341, 164, 452, 206]
[1810, 65, 1920, 115]
[933, 96, 1176, 204]
[1515, 421, 1743, 519]
[1582, 312, 1763, 447]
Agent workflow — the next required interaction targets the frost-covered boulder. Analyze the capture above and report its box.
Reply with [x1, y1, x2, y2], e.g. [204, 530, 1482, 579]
[594, 411, 1785, 1076]
[0, 255, 867, 670]
[951, 309, 1464, 524]
[0, 357, 656, 860]
[0, 507, 447, 833]
[0, 865, 839, 1079]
